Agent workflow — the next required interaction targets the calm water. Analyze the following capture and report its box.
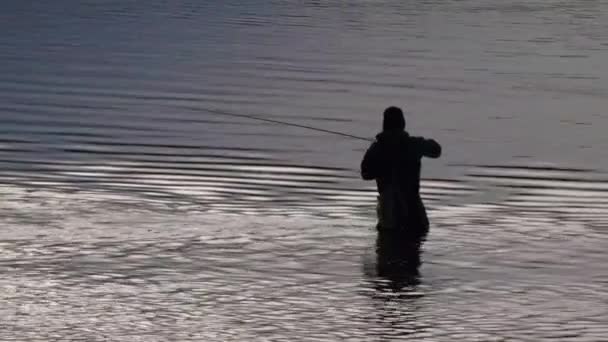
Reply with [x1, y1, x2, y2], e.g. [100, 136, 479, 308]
[1, 1, 608, 340]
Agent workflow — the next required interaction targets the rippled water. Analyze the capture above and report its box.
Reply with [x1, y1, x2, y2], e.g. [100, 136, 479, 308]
[1, 1, 607, 341]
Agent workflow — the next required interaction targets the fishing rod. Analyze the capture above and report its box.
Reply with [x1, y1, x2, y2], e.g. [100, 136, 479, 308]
[200, 107, 373, 142]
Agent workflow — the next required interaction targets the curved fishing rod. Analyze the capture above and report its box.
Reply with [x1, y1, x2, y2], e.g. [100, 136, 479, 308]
[201, 107, 373, 142]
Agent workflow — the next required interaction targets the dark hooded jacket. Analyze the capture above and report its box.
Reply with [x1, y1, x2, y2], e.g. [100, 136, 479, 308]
[361, 130, 441, 233]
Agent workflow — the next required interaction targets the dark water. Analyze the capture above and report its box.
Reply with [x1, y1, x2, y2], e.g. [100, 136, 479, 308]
[1, 1, 607, 341]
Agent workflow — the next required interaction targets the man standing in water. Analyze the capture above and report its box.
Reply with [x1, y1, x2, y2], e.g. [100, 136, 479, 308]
[361, 106, 441, 240]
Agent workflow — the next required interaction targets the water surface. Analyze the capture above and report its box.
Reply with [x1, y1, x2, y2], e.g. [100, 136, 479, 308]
[1, 0, 607, 341]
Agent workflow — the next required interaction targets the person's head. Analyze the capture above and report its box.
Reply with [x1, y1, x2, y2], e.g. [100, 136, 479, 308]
[382, 106, 405, 132]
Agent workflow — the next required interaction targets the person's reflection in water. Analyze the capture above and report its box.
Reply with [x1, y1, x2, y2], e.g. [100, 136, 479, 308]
[374, 231, 423, 292]
[361, 231, 426, 338]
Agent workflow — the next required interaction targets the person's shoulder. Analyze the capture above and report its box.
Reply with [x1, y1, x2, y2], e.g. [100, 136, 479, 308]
[410, 135, 439, 142]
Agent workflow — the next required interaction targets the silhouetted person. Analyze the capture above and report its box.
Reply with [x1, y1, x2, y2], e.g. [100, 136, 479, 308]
[361, 106, 441, 240]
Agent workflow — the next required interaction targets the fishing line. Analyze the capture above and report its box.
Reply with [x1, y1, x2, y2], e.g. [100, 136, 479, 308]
[200, 107, 373, 142]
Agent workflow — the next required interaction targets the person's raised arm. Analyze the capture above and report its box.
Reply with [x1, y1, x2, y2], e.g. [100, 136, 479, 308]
[413, 137, 441, 158]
